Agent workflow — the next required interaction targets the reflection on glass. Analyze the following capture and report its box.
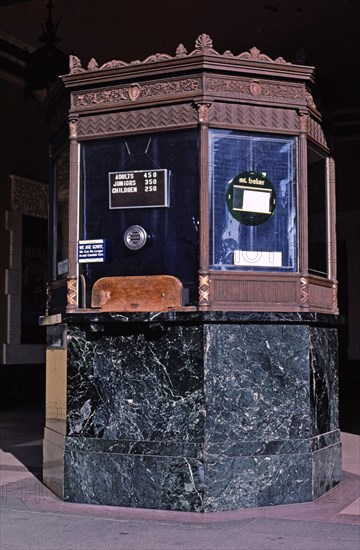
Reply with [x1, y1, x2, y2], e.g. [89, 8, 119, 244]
[209, 130, 297, 271]
[55, 148, 70, 278]
[21, 215, 47, 343]
[308, 144, 328, 277]
[80, 130, 199, 304]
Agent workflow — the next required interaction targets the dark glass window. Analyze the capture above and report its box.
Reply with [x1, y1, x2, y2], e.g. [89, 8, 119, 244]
[209, 130, 297, 271]
[53, 148, 70, 280]
[308, 144, 328, 277]
[21, 215, 47, 343]
[80, 130, 200, 304]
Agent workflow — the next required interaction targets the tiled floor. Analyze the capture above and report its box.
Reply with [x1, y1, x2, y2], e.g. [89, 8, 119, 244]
[0, 407, 359, 549]
[0, 407, 358, 523]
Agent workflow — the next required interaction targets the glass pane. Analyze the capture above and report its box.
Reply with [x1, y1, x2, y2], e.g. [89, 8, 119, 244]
[55, 148, 70, 278]
[21, 215, 47, 343]
[308, 144, 328, 277]
[209, 130, 297, 272]
[80, 130, 199, 304]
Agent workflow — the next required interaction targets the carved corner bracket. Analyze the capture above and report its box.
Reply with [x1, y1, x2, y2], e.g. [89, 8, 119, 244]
[194, 102, 212, 123]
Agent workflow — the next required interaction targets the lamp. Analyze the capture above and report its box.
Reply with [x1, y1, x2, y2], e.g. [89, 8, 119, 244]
[26, 0, 69, 103]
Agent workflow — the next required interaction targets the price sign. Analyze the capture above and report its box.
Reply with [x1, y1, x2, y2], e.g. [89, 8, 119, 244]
[109, 169, 168, 209]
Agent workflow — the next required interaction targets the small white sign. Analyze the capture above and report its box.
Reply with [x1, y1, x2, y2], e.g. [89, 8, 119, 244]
[242, 189, 271, 214]
[57, 259, 69, 275]
[78, 239, 106, 263]
[234, 250, 282, 267]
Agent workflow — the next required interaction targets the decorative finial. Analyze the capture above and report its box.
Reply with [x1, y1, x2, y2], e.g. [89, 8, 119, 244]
[69, 55, 84, 74]
[175, 43, 188, 58]
[87, 58, 99, 71]
[194, 34, 215, 54]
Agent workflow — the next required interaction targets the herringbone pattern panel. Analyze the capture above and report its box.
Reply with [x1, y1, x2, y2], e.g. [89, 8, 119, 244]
[78, 104, 197, 136]
[210, 104, 299, 132]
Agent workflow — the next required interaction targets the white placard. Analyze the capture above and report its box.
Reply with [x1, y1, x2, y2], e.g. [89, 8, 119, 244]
[78, 239, 106, 263]
[242, 189, 271, 214]
[57, 259, 69, 275]
[234, 250, 282, 267]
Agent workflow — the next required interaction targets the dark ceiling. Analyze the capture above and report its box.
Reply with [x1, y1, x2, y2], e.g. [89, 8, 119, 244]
[1, 0, 359, 111]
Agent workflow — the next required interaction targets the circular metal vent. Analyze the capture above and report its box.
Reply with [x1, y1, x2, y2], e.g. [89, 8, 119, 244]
[124, 225, 148, 250]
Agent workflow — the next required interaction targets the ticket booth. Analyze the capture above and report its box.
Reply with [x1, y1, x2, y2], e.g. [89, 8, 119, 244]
[41, 35, 341, 511]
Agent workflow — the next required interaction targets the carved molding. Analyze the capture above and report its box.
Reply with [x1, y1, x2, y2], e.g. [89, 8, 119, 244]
[68, 34, 290, 75]
[250, 80, 262, 97]
[129, 83, 141, 101]
[77, 104, 198, 137]
[73, 78, 201, 108]
[175, 43, 187, 58]
[87, 58, 99, 71]
[329, 156, 336, 184]
[45, 284, 51, 316]
[299, 112, 309, 132]
[143, 52, 172, 63]
[195, 103, 212, 123]
[199, 274, 210, 304]
[69, 54, 84, 74]
[212, 279, 297, 304]
[67, 278, 77, 306]
[308, 117, 328, 148]
[332, 283, 338, 312]
[210, 103, 299, 132]
[190, 33, 218, 56]
[73, 75, 305, 112]
[305, 90, 317, 110]
[69, 118, 78, 139]
[235, 46, 287, 64]
[10, 175, 48, 219]
[300, 277, 309, 306]
[205, 76, 304, 103]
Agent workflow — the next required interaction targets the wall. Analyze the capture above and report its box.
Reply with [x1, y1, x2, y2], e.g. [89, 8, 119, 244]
[0, 64, 48, 405]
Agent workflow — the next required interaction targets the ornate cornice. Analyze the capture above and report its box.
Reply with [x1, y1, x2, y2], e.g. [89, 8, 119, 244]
[72, 74, 304, 112]
[69, 33, 290, 75]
